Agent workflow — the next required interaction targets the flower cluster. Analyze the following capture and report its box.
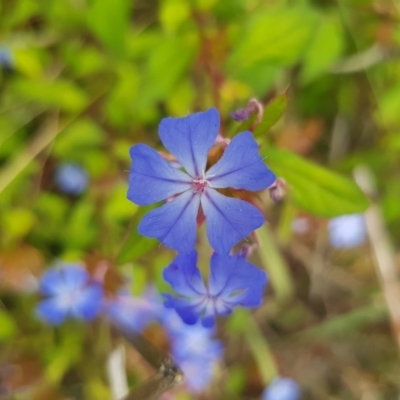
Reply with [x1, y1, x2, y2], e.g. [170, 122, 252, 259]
[36, 263, 222, 394]
[128, 108, 276, 326]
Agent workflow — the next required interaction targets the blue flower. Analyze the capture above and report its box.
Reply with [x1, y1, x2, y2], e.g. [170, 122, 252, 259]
[128, 107, 276, 254]
[328, 213, 366, 248]
[104, 288, 159, 333]
[55, 163, 89, 195]
[262, 377, 301, 400]
[162, 308, 223, 393]
[0, 46, 14, 71]
[36, 264, 103, 325]
[163, 251, 267, 327]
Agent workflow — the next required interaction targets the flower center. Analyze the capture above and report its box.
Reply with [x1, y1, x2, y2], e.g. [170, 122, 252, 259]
[192, 177, 209, 193]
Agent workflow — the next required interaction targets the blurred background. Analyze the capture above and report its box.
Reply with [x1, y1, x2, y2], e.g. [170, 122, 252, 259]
[1, 0, 400, 399]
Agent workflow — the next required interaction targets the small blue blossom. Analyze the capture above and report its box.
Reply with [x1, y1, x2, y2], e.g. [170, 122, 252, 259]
[328, 213, 366, 248]
[36, 264, 103, 325]
[55, 163, 89, 195]
[128, 107, 276, 254]
[0, 46, 14, 70]
[262, 377, 301, 400]
[163, 251, 267, 327]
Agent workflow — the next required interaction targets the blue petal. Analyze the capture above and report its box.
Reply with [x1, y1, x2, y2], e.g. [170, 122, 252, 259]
[40, 265, 88, 296]
[163, 295, 200, 325]
[201, 315, 215, 328]
[263, 378, 301, 400]
[71, 284, 103, 321]
[207, 132, 276, 191]
[174, 356, 216, 393]
[128, 144, 192, 205]
[36, 298, 68, 325]
[201, 189, 265, 254]
[163, 251, 207, 297]
[209, 253, 267, 307]
[138, 190, 200, 253]
[106, 294, 156, 333]
[159, 108, 220, 178]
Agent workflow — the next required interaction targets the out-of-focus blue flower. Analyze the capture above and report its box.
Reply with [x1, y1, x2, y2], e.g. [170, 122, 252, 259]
[0, 46, 14, 70]
[36, 264, 103, 325]
[262, 377, 301, 400]
[104, 288, 159, 333]
[163, 310, 223, 361]
[128, 107, 276, 254]
[55, 163, 89, 195]
[328, 213, 367, 248]
[175, 355, 217, 393]
[162, 308, 223, 393]
[103, 285, 224, 394]
[163, 251, 267, 327]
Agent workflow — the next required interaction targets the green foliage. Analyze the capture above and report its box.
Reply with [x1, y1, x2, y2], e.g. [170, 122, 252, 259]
[87, 0, 130, 57]
[0, 310, 16, 341]
[227, 7, 319, 72]
[12, 78, 88, 113]
[1, 0, 399, 398]
[254, 94, 287, 137]
[265, 148, 370, 216]
[300, 17, 344, 84]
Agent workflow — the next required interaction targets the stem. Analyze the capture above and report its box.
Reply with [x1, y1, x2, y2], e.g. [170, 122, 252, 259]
[0, 113, 60, 195]
[256, 224, 294, 302]
[354, 166, 400, 354]
[116, 328, 183, 400]
[243, 312, 278, 384]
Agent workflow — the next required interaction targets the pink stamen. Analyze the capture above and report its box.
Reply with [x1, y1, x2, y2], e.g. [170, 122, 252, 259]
[192, 177, 209, 193]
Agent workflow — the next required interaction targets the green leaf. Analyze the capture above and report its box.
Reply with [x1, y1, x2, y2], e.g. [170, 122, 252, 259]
[233, 114, 256, 135]
[117, 235, 158, 265]
[300, 17, 344, 84]
[62, 200, 97, 249]
[140, 35, 198, 106]
[87, 0, 130, 57]
[0, 310, 16, 342]
[116, 206, 158, 264]
[53, 118, 105, 158]
[226, 7, 319, 72]
[264, 148, 370, 217]
[12, 78, 88, 113]
[104, 184, 138, 222]
[299, 303, 387, 339]
[231, 63, 279, 97]
[254, 94, 287, 137]
[2, 208, 36, 242]
[159, 0, 190, 34]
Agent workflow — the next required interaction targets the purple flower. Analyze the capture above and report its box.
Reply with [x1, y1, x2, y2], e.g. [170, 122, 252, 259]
[127, 108, 276, 254]
[36, 264, 103, 325]
[262, 377, 301, 400]
[55, 163, 89, 195]
[163, 251, 267, 327]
